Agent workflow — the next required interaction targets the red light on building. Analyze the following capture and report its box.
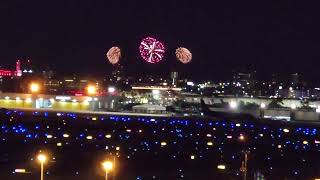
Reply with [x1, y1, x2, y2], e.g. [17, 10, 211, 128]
[0, 60, 22, 77]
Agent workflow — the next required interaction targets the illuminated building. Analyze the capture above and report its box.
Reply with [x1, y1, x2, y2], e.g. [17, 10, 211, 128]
[0, 60, 23, 92]
[233, 72, 254, 85]
[171, 71, 178, 87]
[61, 76, 101, 96]
[22, 58, 34, 74]
[110, 64, 124, 82]
[44, 80, 62, 93]
[291, 73, 299, 85]
[0, 60, 22, 77]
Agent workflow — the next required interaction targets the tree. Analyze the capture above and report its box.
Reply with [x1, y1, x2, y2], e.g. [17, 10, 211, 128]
[268, 99, 284, 109]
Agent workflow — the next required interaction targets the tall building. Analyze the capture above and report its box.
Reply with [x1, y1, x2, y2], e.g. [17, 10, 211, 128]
[233, 72, 254, 84]
[291, 73, 299, 85]
[171, 71, 178, 87]
[22, 59, 34, 74]
[111, 64, 124, 82]
[0, 60, 23, 77]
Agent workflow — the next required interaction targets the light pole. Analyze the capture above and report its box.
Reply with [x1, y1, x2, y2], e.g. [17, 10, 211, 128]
[102, 161, 113, 180]
[260, 103, 266, 119]
[30, 83, 40, 93]
[229, 101, 238, 111]
[316, 106, 320, 120]
[37, 153, 47, 180]
[290, 104, 296, 121]
[30, 82, 40, 108]
[239, 134, 249, 180]
[87, 85, 97, 111]
[239, 150, 249, 180]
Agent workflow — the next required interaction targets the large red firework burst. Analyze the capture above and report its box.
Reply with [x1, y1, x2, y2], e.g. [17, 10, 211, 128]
[139, 37, 165, 64]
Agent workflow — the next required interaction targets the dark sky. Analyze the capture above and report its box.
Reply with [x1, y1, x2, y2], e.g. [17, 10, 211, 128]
[1, 1, 320, 82]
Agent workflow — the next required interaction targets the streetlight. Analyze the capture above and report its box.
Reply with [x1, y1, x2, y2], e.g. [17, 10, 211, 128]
[29, 82, 40, 108]
[240, 151, 249, 180]
[217, 164, 226, 170]
[30, 83, 40, 93]
[86, 85, 97, 111]
[229, 101, 237, 110]
[102, 161, 113, 180]
[37, 153, 47, 180]
[108, 87, 116, 93]
[238, 134, 248, 180]
[316, 106, 320, 120]
[290, 104, 296, 121]
[87, 85, 97, 96]
[260, 103, 266, 119]
[238, 134, 245, 141]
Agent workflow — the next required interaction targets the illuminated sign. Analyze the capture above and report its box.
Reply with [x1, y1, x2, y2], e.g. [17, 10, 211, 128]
[55, 96, 71, 100]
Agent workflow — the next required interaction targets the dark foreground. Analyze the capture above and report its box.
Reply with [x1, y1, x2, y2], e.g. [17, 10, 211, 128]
[0, 110, 320, 180]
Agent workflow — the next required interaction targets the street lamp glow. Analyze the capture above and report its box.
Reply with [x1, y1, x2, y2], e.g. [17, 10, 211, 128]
[102, 161, 113, 172]
[160, 141, 167, 146]
[30, 83, 40, 93]
[260, 103, 266, 109]
[229, 101, 237, 109]
[239, 134, 245, 141]
[46, 135, 53, 139]
[217, 164, 226, 170]
[26, 98, 32, 103]
[190, 155, 195, 160]
[14, 169, 27, 173]
[283, 128, 290, 133]
[102, 160, 113, 180]
[86, 135, 93, 140]
[152, 89, 160, 95]
[108, 87, 116, 93]
[83, 100, 90, 105]
[37, 153, 47, 180]
[87, 85, 97, 95]
[207, 141, 213, 146]
[105, 134, 112, 139]
[291, 104, 296, 110]
[37, 154, 47, 164]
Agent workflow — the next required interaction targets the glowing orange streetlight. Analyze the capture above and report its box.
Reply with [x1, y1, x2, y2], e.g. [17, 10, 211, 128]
[238, 134, 245, 141]
[30, 83, 40, 93]
[238, 134, 249, 180]
[37, 153, 47, 180]
[102, 161, 113, 180]
[87, 85, 97, 96]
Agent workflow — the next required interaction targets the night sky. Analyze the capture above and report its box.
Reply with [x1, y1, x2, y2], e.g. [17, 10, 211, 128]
[1, 1, 320, 82]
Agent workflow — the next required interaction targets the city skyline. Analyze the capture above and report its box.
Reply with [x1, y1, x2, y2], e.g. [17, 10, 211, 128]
[1, 1, 320, 82]
[2, 2, 320, 179]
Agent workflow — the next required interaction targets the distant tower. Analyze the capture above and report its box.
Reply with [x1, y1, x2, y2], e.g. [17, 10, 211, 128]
[111, 64, 124, 82]
[15, 60, 22, 77]
[171, 71, 178, 87]
[291, 73, 299, 85]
